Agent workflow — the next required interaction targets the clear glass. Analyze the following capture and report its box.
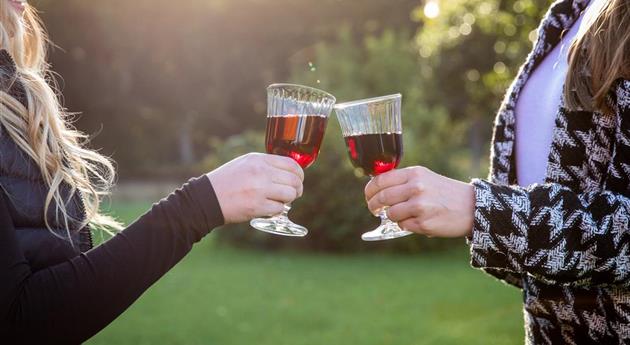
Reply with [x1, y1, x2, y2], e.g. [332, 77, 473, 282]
[250, 83, 336, 237]
[335, 94, 413, 241]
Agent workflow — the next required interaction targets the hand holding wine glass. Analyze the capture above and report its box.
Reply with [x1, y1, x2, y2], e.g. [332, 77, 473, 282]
[364, 166, 475, 238]
[207, 153, 304, 224]
[335, 94, 413, 241]
[250, 84, 336, 237]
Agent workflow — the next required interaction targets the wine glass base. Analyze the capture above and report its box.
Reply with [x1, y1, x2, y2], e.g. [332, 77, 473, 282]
[250, 216, 308, 237]
[361, 224, 413, 241]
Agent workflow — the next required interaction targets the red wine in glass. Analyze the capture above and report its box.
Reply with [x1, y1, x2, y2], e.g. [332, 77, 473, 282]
[250, 83, 336, 238]
[344, 133, 402, 176]
[266, 114, 328, 169]
[335, 93, 413, 241]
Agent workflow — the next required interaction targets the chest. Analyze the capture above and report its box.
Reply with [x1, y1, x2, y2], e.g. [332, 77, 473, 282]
[489, 0, 630, 195]
[0, 126, 86, 231]
[16, 227, 86, 272]
[0, 127, 92, 269]
[545, 108, 623, 194]
[513, 1, 595, 186]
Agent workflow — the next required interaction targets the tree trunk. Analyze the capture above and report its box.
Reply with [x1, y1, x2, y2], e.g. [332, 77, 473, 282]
[178, 114, 195, 165]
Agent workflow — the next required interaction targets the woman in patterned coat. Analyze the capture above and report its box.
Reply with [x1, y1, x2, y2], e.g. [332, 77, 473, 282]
[365, 0, 629, 343]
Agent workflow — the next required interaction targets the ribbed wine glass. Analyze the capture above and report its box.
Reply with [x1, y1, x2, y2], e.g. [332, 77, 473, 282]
[250, 84, 336, 237]
[335, 94, 413, 241]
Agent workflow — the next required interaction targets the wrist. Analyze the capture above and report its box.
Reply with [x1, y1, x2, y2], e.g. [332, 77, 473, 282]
[186, 175, 226, 229]
[204, 173, 228, 227]
[463, 182, 475, 237]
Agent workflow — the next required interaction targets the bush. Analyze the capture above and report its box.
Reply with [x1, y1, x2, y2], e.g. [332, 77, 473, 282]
[202, 30, 469, 253]
[201, 0, 549, 253]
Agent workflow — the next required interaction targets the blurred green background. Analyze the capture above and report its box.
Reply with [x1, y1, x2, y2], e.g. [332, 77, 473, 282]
[33, 0, 552, 342]
[89, 203, 524, 345]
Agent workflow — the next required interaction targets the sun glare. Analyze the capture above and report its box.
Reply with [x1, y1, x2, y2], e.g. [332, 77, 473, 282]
[424, 0, 440, 19]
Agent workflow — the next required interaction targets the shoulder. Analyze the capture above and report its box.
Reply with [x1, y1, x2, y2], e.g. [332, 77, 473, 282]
[535, 0, 589, 40]
[527, 0, 588, 66]
[616, 79, 630, 112]
[0, 49, 26, 107]
[0, 49, 18, 86]
[0, 49, 17, 75]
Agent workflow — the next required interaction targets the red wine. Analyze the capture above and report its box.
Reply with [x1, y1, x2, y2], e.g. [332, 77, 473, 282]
[344, 133, 402, 176]
[266, 115, 328, 169]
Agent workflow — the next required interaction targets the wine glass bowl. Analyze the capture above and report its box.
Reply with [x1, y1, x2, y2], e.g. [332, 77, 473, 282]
[250, 84, 336, 237]
[265, 114, 328, 169]
[343, 133, 403, 176]
[335, 94, 413, 241]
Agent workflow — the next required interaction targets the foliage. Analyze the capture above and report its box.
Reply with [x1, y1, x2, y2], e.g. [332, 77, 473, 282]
[205, 0, 552, 253]
[413, 0, 551, 174]
[209, 30, 467, 253]
[36, 0, 418, 177]
[37, 0, 554, 253]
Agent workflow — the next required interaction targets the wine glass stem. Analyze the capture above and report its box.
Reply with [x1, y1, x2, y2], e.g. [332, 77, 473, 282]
[378, 208, 395, 231]
[379, 209, 388, 221]
[280, 203, 292, 222]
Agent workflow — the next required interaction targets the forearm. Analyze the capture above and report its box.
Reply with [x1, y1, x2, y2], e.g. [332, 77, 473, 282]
[470, 179, 630, 287]
[1, 176, 224, 344]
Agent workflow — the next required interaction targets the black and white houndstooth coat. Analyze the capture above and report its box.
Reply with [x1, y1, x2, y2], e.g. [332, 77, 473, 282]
[468, 0, 630, 343]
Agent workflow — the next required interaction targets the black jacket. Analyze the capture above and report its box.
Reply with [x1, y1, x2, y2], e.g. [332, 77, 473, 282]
[0, 49, 92, 272]
[0, 49, 224, 344]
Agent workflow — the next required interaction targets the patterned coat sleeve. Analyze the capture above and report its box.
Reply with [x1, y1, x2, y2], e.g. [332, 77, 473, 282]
[470, 80, 630, 288]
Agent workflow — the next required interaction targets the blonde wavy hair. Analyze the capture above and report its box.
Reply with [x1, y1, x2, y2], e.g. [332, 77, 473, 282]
[0, 2, 120, 241]
[565, 0, 630, 115]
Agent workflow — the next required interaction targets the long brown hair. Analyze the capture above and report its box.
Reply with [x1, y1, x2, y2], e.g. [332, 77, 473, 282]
[0, 2, 121, 242]
[565, 0, 630, 115]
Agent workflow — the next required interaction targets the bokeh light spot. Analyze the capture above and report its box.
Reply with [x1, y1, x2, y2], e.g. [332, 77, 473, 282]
[529, 29, 538, 43]
[466, 69, 480, 82]
[478, 2, 493, 15]
[493, 61, 507, 74]
[494, 41, 506, 54]
[463, 13, 476, 25]
[459, 23, 472, 36]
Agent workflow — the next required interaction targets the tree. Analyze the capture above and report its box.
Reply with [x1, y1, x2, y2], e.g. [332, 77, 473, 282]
[37, 0, 419, 177]
[414, 0, 550, 175]
[210, 29, 467, 252]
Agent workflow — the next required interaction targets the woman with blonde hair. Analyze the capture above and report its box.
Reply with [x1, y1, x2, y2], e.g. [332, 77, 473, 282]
[366, 0, 630, 343]
[0, 1, 305, 343]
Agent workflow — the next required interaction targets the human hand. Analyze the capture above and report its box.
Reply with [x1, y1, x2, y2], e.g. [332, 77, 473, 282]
[364, 166, 474, 238]
[207, 153, 304, 224]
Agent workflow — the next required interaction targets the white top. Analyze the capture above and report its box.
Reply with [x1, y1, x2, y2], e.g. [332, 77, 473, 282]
[515, 1, 595, 186]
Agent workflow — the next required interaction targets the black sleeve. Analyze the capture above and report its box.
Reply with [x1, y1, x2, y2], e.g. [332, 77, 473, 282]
[0, 175, 225, 345]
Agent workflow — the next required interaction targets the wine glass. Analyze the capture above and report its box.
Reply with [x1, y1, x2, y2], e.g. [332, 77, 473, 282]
[250, 83, 336, 237]
[334, 94, 413, 241]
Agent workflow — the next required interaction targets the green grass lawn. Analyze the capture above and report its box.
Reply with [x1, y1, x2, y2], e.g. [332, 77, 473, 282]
[87, 202, 524, 345]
